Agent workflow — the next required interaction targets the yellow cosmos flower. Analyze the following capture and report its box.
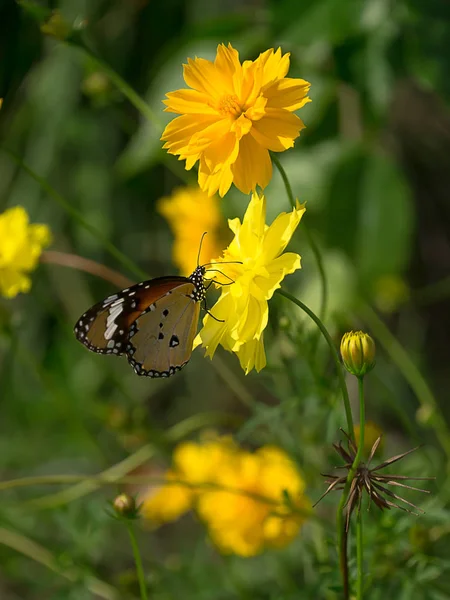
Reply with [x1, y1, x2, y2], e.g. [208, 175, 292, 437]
[195, 191, 305, 374]
[139, 436, 238, 525]
[161, 44, 311, 197]
[0, 206, 51, 298]
[197, 444, 309, 557]
[140, 468, 195, 525]
[157, 186, 224, 275]
[140, 435, 310, 556]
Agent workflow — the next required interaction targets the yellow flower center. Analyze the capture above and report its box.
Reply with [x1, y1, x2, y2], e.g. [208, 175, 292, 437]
[217, 94, 242, 118]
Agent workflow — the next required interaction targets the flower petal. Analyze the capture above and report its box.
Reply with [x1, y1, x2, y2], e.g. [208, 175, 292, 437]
[251, 109, 305, 151]
[161, 114, 219, 158]
[164, 89, 218, 115]
[256, 48, 290, 87]
[231, 135, 272, 194]
[262, 201, 306, 261]
[183, 57, 226, 98]
[255, 252, 301, 299]
[264, 78, 311, 111]
[198, 156, 234, 197]
[236, 336, 267, 374]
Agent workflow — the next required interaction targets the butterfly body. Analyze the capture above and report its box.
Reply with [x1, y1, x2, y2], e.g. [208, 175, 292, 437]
[74, 266, 206, 378]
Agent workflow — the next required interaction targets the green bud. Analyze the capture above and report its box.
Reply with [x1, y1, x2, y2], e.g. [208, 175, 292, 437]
[340, 331, 375, 377]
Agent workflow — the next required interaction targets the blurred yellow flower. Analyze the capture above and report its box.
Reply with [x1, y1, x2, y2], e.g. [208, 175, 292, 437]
[140, 436, 238, 525]
[157, 186, 224, 275]
[374, 274, 410, 314]
[140, 468, 194, 525]
[0, 98, 3, 109]
[140, 435, 310, 556]
[161, 44, 311, 197]
[197, 445, 309, 556]
[195, 191, 305, 373]
[0, 206, 51, 298]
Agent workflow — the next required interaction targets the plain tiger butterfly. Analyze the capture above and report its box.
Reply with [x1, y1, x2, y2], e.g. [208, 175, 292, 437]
[74, 265, 210, 378]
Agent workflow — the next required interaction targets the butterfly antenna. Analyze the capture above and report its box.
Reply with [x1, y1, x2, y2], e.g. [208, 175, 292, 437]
[197, 232, 208, 267]
[202, 260, 242, 268]
[204, 268, 235, 284]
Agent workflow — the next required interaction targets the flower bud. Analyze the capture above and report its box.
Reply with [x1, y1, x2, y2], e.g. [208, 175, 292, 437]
[113, 493, 138, 519]
[340, 331, 375, 377]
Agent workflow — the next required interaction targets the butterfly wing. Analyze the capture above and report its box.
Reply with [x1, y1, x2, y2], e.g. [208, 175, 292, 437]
[126, 282, 201, 377]
[74, 277, 189, 356]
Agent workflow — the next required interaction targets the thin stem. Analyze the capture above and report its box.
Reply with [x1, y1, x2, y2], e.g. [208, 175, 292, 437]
[356, 506, 364, 600]
[272, 154, 328, 321]
[271, 153, 296, 208]
[356, 377, 365, 598]
[2, 147, 148, 281]
[41, 251, 134, 289]
[126, 523, 149, 600]
[337, 377, 365, 598]
[277, 288, 354, 441]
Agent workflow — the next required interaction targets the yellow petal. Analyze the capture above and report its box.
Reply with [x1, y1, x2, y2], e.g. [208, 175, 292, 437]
[250, 109, 305, 151]
[257, 48, 290, 86]
[214, 43, 242, 95]
[161, 113, 219, 157]
[164, 89, 218, 115]
[264, 77, 311, 111]
[231, 135, 272, 194]
[198, 155, 234, 197]
[189, 118, 232, 154]
[261, 201, 306, 261]
[202, 131, 239, 172]
[0, 268, 31, 298]
[183, 57, 226, 98]
[255, 252, 301, 299]
[236, 336, 267, 374]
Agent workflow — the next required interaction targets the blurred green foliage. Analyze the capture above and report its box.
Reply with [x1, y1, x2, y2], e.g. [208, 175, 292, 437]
[1, 0, 450, 598]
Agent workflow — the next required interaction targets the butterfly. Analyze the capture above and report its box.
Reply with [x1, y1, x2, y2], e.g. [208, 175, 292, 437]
[74, 265, 209, 378]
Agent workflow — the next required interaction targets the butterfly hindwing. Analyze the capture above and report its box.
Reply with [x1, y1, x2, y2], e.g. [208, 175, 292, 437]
[74, 277, 189, 356]
[126, 282, 201, 377]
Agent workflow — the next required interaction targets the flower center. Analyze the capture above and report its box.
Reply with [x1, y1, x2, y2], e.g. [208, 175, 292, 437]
[217, 94, 242, 118]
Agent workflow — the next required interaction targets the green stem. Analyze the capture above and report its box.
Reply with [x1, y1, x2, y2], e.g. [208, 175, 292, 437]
[356, 506, 364, 600]
[272, 154, 328, 322]
[271, 153, 296, 208]
[126, 523, 149, 600]
[336, 377, 365, 600]
[356, 377, 365, 598]
[2, 147, 147, 281]
[277, 288, 354, 441]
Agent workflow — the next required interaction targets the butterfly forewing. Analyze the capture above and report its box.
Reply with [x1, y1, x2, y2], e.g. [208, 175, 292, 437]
[126, 282, 201, 377]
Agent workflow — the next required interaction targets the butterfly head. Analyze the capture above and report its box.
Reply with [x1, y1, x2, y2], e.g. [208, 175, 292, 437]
[188, 265, 207, 303]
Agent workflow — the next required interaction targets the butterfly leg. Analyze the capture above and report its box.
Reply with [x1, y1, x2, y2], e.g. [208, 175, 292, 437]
[202, 296, 224, 323]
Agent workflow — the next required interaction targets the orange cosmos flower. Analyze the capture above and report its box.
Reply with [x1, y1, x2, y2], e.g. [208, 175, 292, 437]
[161, 44, 311, 197]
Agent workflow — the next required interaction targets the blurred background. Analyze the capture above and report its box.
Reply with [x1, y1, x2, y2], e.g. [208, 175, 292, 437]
[1, 0, 450, 598]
